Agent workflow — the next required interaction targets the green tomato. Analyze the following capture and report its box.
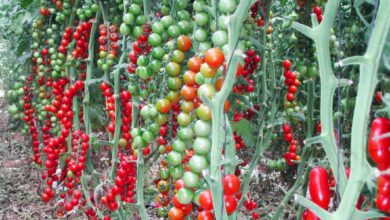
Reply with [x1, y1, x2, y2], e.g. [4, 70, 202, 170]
[183, 171, 200, 188]
[175, 0, 188, 10]
[133, 135, 145, 148]
[167, 151, 183, 166]
[178, 20, 192, 34]
[157, 207, 168, 217]
[140, 105, 150, 119]
[193, 1, 206, 12]
[172, 139, 186, 153]
[218, 0, 236, 13]
[151, 47, 165, 60]
[136, 66, 151, 80]
[176, 188, 194, 205]
[194, 28, 208, 42]
[154, 113, 168, 125]
[136, 15, 147, 25]
[197, 83, 216, 99]
[177, 112, 192, 127]
[177, 10, 191, 21]
[169, 166, 184, 179]
[194, 120, 211, 137]
[167, 25, 181, 38]
[199, 42, 212, 53]
[161, 15, 174, 28]
[178, 127, 194, 141]
[160, 5, 171, 15]
[133, 25, 144, 37]
[148, 123, 160, 134]
[152, 22, 164, 34]
[166, 62, 181, 76]
[123, 13, 135, 25]
[189, 155, 208, 173]
[142, 130, 155, 143]
[212, 30, 228, 47]
[193, 137, 211, 155]
[167, 77, 183, 91]
[195, 72, 205, 85]
[137, 55, 149, 66]
[160, 168, 170, 179]
[172, 50, 185, 63]
[149, 60, 162, 73]
[129, 3, 142, 15]
[148, 33, 162, 46]
[195, 12, 209, 26]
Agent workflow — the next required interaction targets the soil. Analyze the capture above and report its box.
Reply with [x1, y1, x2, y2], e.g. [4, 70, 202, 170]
[0, 94, 297, 220]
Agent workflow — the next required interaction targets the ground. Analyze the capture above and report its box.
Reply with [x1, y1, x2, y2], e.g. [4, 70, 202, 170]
[0, 93, 296, 220]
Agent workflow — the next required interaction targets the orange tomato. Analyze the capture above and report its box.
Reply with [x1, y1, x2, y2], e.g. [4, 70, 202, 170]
[188, 56, 203, 72]
[205, 48, 225, 68]
[180, 85, 197, 101]
[177, 35, 192, 52]
[183, 70, 196, 86]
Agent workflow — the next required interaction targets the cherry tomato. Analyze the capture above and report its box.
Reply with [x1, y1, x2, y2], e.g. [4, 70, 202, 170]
[198, 210, 214, 220]
[205, 48, 225, 68]
[309, 167, 330, 209]
[199, 190, 213, 211]
[223, 174, 240, 195]
[168, 207, 184, 220]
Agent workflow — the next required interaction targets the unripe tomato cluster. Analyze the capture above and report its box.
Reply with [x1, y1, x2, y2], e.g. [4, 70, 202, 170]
[97, 24, 119, 72]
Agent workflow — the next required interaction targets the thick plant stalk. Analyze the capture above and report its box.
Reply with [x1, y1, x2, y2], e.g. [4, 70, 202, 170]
[83, 8, 101, 176]
[200, 1, 254, 219]
[292, 0, 390, 219]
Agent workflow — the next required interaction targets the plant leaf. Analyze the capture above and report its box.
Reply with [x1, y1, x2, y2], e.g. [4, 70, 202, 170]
[232, 118, 256, 147]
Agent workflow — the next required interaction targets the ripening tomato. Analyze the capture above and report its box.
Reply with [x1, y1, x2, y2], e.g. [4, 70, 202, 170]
[199, 190, 213, 211]
[188, 56, 203, 72]
[223, 174, 240, 195]
[168, 207, 184, 220]
[183, 70, 196, 86]
[157, 193, 171, 206]
[205, 48, 225, 68]
[198, 210, 214, 220]
[175, 179, 185, 191]
[177, 35, 192, 52]
[200, 63, 218, 78]
[309, 167, 330, 209]
[180, 85, 197, 101]
[156, 98, 172, 114]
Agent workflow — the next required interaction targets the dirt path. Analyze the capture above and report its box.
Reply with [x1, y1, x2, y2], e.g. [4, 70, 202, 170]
[0, 97, 52, 220]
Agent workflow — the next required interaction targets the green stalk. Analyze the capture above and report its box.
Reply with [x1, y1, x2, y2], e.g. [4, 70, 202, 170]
[83, 9, 102, 176]
[201, 2, 254, 219]
[292, 0, 390, 219]
[108, 43, 128, 183]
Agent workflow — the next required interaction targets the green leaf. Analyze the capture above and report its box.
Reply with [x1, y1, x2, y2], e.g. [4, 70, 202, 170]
[232, 118, 256, 147]
[20, 0, 33, 8]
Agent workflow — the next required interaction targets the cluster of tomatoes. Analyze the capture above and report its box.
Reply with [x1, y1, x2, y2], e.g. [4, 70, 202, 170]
[97, 24, 119, 72]
[283, 59, 300, 102]
[312, 5, 323, 24]
[127, 30, 151, 74]
[23, 74, 42, 164]
[282, 123, 300, 166]
[368, 118, 390, 213]
[243, 194, 260, 220]
[62, 130, 90, 211]
[100, 153, 138, 213]
[72, 21, 93, 59]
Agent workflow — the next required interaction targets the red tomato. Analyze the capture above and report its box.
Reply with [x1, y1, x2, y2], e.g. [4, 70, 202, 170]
[205, 48, 225, 68]
[175, 179, 185, 191]
[223, 174, 240, 195]
[224, 195, 237, 215]
[168, 207, 184, 220]
[309, 167, 330, 209]
[197, 210, 214, 220]
[199, 190, 213, 211]
[177, 35, 192, 52]
[368, 118, 390, 170]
